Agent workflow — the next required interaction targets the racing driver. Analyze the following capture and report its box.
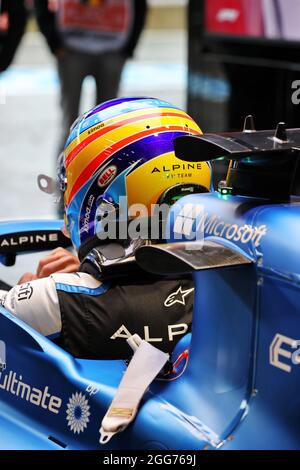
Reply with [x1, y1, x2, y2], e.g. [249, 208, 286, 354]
[0, 97, 211, 360]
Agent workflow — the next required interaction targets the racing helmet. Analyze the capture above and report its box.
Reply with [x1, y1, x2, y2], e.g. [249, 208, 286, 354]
[58, 97, 212, 250]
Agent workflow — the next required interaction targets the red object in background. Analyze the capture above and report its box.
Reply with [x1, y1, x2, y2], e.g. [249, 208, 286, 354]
[0, 12, 9, 32]
[205, 0, 264, 38]
[48, 0, 59, 13]
[59, 0, 130, 33]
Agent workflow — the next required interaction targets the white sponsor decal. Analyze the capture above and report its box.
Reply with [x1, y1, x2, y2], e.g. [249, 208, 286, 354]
[174, 205, 267, 247]
[0, 339, 91, 435]
[173, 204, 204, 242]
[216, 8, 240, 23]
[270, 334, 300, 373]
[0, 233, 58, 248]
[111, 323, 189, 343]
[0, 370, 62, 414]
[66, 392, 91, 434]
[86, 383, 100, 396]
[164, 286, 194, 308]
[81, 194, 95, 234]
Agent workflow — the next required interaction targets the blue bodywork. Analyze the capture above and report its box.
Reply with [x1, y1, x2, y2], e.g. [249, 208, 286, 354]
[0, 190, 299, 450]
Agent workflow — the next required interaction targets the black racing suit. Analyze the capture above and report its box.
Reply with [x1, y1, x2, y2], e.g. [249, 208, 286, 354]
[0, 258, 193, 360]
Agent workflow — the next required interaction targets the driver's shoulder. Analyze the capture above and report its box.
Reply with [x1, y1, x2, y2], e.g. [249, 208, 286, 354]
[50, 272, 109, 297]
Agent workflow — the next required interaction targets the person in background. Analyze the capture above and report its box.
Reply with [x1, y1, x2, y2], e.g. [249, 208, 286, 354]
[34, 0, 148, 150]
[0, 0, 28, 72]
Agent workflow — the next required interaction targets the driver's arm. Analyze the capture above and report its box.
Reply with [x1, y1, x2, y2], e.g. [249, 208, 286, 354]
[0, 272, 105, 343]
[0, 249, 81, 337]
[0, 277, 61, 337]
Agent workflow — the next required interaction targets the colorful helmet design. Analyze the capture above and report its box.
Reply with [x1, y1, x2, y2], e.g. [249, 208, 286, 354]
[60, 97, 211, 250]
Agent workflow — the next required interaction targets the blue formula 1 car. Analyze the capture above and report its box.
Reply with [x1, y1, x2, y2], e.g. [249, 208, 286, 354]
[0, 120, 300, 450]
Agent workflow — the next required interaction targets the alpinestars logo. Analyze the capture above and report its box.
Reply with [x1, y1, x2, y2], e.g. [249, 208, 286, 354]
[66, 392, 91, 434]
[164, 286, 194, 308]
